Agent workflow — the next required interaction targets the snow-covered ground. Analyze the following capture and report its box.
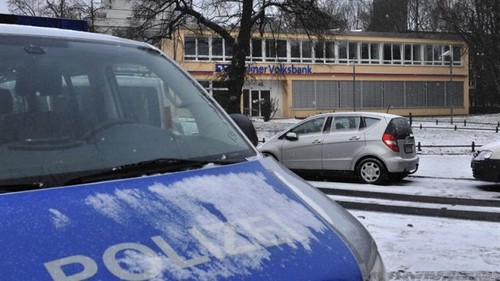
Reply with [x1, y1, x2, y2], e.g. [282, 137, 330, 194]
[254, 113, 500, 280]
[352, 153, 500, 278]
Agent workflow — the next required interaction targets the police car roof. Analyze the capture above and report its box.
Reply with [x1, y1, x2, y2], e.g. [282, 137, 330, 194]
[0, 23, 151, 48]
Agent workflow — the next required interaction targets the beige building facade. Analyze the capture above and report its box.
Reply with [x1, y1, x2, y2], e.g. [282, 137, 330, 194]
[162, 29, 468, 119]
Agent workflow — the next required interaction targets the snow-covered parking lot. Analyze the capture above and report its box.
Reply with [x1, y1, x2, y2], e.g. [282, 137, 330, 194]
[254, 113, 500, 281]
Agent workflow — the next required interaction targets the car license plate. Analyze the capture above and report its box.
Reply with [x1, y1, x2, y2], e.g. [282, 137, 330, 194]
[404, 143, 413, 153]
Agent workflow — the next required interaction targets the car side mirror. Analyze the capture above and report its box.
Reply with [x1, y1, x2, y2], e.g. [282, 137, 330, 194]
[229, 113, 258, 146]
[285, 132, 298, 141]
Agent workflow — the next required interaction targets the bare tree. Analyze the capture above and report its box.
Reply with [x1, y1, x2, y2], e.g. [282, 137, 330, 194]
[7, 0, 102, 31]
[82, 0, 102, 32]
[366, 0, 408, 32]
[129, 0, 344, 114]
[330, 0, 372, 31]
[43, 0, 88, 18]
[407, 0, 442, 31]
[7, 0, 47, 16]
[438, 0, 500, 109]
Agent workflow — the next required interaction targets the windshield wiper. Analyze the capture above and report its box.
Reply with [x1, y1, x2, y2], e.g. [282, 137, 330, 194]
[65, 158, 243, 186]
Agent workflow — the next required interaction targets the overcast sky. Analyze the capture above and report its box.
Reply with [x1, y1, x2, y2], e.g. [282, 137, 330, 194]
[0, 0, 8, 13]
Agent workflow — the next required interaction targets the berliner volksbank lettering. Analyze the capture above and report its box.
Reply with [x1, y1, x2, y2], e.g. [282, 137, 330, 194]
[267, 64, 313, 74]
[215, 64, 313, 74]
[246, 64, 313, 74]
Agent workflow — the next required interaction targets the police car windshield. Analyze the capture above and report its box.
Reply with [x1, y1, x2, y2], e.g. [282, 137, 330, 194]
[0, 35, 255, 191]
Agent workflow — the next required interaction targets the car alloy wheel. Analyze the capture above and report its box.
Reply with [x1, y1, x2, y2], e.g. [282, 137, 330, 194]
[357, 158, 387, 184]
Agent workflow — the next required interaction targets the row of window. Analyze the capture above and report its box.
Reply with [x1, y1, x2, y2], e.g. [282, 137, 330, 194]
[292, 80, 464, 109]
[184, 36, 462, 66]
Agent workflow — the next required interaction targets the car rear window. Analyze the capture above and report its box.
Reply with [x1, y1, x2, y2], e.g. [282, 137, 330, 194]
[385, 117, 413, 139]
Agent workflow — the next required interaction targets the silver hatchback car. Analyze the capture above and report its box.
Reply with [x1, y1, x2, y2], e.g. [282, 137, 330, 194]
[258, 112, 419, 184]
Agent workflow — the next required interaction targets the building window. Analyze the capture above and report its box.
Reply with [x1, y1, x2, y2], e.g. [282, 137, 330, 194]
[184, 36, 231, 61]
[276, 39, 287, 62]
[212, 38, 223, 60]
[184, 36, 210, 60]
[424, 45, 434, 65]
[364, 81, 384, 107]
[449, 81, 464, 107]
[317, 80, 339, 108]
[314, 41, 325, 63]
[292, 80, 315, 108]
[433, 45, 443, 65]
[392, 44, 402, 64]
[184, 36, 196, 60]
[413, 45, 422, 64]
[427, 82, 446, 106]
[382, 43, 403, 64]
[265, 39, 275, 60]
[290, 40, 301, 62]
[370, 43, 380, 63]
[251, 39, 263, 62]
[264, 39, 287, 62]
[197, 80, 229, 106]
[404, 44, 412, 64]
[383, 44, 392, 64]
[361, 43, 380, 64]
[183, 35, 463, 67]
[338, 42, 348, 63]
[292, 80, 464, 110]
[302, 41, 313, 63]
[361, 43, 370, 63]
[224, 40, 233, 58]
[197, 37, 209, 60]
[384, 81, 405, 107]
[452, 45, 462, 65]
[349, 42, 358, 63]
[325, 41, 336, 63]
[406, 81, 426, 107]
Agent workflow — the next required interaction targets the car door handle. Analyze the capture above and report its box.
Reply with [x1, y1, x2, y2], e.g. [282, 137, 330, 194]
[312, 139, 322, 144]
[349, 136, 361, 141]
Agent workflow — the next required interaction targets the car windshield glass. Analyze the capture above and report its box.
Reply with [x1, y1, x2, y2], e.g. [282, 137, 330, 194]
[0, 35, 255, 191]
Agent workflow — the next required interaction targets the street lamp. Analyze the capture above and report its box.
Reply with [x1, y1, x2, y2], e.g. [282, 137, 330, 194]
[442, 50, 453, 124]
[352, 59, 356, 112]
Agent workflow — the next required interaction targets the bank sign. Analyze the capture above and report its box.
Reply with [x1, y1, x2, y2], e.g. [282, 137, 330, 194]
[215, 63, 313, 75]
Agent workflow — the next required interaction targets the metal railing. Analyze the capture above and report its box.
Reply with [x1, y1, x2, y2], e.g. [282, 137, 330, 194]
[412, 123, 500, 133]
[408, 113, 499, 125]
[416, 141, 481, 152]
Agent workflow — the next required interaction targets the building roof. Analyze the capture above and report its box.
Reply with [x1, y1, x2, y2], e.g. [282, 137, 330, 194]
[180, 24, 464, 42]
[340, 30, 463, 41]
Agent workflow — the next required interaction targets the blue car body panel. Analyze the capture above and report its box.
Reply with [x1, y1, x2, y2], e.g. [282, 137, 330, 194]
[0, 160, 362, 280]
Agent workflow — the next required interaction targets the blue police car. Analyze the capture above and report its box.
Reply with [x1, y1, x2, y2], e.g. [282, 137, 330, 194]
[0, 23, 386, 280]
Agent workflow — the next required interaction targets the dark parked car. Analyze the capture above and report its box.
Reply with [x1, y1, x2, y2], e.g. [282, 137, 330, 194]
[471, 140, 500, 182]
[258, 112, 419, 184]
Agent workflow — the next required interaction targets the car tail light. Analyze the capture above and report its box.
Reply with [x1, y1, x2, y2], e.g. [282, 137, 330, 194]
[382, 133, 399, 152]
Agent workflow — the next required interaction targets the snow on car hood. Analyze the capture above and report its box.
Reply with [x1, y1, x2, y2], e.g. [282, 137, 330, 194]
[0, 159, 362, 280]
[478, 140, 500, 157]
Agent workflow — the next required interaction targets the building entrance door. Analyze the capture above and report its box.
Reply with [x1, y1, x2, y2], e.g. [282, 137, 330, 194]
[243, 89, 271, 119]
